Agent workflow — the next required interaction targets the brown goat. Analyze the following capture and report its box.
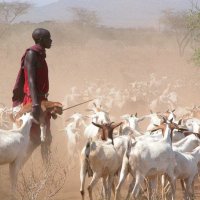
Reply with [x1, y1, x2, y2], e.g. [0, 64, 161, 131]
[15, 100, 63, 120]
[14, 100, 63, 142]
[92, 121, 123, 145]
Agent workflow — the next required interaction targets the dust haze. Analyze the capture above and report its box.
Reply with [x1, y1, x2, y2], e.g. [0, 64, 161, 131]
[0, 9, 200, 200]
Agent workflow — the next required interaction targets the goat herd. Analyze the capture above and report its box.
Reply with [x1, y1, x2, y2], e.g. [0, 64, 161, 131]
[1, 99, 200, 200]
[64, 103, 200, 200]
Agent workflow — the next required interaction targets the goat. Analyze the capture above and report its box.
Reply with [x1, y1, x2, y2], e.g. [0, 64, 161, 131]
[80, 122, 123, 200]
[144, 111, 162, 132]
[0, 105, 13, 129]
[80, 142, 120, 200]
[163, 109, 176, 122]
[0, 113, 35, 194]
[84, 106, 111, 139]
[115, 119, 185, 200]
[162, 134, 200, 199]
[14, 100, 63, 142]
[120, 113, 145, 136]
[64, 113, 87, 156]
[165, 146, 200, 199]
[172, 134, 200, 153]
[185, 117, 200, 132]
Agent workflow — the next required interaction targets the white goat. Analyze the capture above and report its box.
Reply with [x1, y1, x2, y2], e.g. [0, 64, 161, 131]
[115, 120, 181, 200]
[0, 105, 13, 129]
[162, 134, 200, 199]
[80, 141, 121, 200]
[0, 113, 35, 193]
[185, 118, 200, 132]
[80, 122, 124, 200]
[64, 113, 87, 156]
[120, 113, 145, 136]
[173, 134, 200, 153]
[144, 111, 162, 132]
[167, 146, 200, 199]
[84, 106, 111, 139]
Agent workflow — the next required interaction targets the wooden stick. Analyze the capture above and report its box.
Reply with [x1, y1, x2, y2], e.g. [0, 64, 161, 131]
[62, 98, 96, 111]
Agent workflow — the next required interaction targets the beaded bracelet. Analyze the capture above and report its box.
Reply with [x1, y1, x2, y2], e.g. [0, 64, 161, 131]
[32, 104, 40, 107]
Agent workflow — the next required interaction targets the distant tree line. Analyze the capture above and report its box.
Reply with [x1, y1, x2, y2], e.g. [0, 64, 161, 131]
[2, 0, 200, 66]
[160, 0, 200, 66]
[0, 1, 31, 37]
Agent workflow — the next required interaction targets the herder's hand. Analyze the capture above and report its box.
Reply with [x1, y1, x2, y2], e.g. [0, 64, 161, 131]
[32, 104, 40, 122]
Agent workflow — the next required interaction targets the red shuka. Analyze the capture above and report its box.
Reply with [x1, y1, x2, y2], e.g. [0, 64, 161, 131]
[23, 44, 49, 104]
[12, 44, 49, 106]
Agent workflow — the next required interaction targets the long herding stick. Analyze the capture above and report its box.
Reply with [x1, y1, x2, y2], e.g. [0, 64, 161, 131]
[62, 98, 96, 111]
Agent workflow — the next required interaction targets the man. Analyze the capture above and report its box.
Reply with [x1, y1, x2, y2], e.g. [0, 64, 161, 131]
[12, 28, 52, 163]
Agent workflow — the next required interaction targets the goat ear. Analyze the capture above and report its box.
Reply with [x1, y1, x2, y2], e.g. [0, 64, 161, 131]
[135, 112, 137, 117]
[112, 122, 123, 129]
[65, 118, 71, 122]
[41, 104, 46, 112]
[83, 115, 90, 120]
[172, 109, 175, 113]
[85, 109, 94, 112]
[162, 116, 167, 123]
[121, 114, 129, 119]
[51, 113, 57, 119]
[150, 127, 160, 133]
[193, 105, 196, 110]
[178, 127, 188, 132]
[9, 113, 16, 122]
[92, 122, 102, 128]
[54, 102, 63, 107]
[178, 119, 182, 125]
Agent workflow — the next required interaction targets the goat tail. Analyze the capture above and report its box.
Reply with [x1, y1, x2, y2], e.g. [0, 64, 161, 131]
[126, 137, 136, 158]
[85, 140, 91, 158]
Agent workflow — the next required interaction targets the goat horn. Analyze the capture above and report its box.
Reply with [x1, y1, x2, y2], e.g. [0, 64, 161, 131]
[162, 116, 167, 123]
[93, 102, 97, 107]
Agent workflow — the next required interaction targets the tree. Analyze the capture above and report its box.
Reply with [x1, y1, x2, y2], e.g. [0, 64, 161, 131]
[160, 9, 192, 56]
[185, 0, 200, 65]
[70, 7, 99, 27]
[0, 1, 31, 37]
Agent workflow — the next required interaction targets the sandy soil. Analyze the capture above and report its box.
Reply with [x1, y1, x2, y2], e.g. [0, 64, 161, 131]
[0, 24, 200, 199]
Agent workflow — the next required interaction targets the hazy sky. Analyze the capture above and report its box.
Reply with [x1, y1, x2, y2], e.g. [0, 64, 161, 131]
[27, 0, 59, 6]
[1, 0, 194, 28]
[0, 0, 58, 6]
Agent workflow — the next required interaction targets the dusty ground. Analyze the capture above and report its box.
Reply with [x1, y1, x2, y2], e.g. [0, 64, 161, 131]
[0, 23, 200, 199]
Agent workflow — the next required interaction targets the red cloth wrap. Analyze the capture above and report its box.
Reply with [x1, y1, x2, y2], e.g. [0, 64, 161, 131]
[23, 44, 49, 103]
